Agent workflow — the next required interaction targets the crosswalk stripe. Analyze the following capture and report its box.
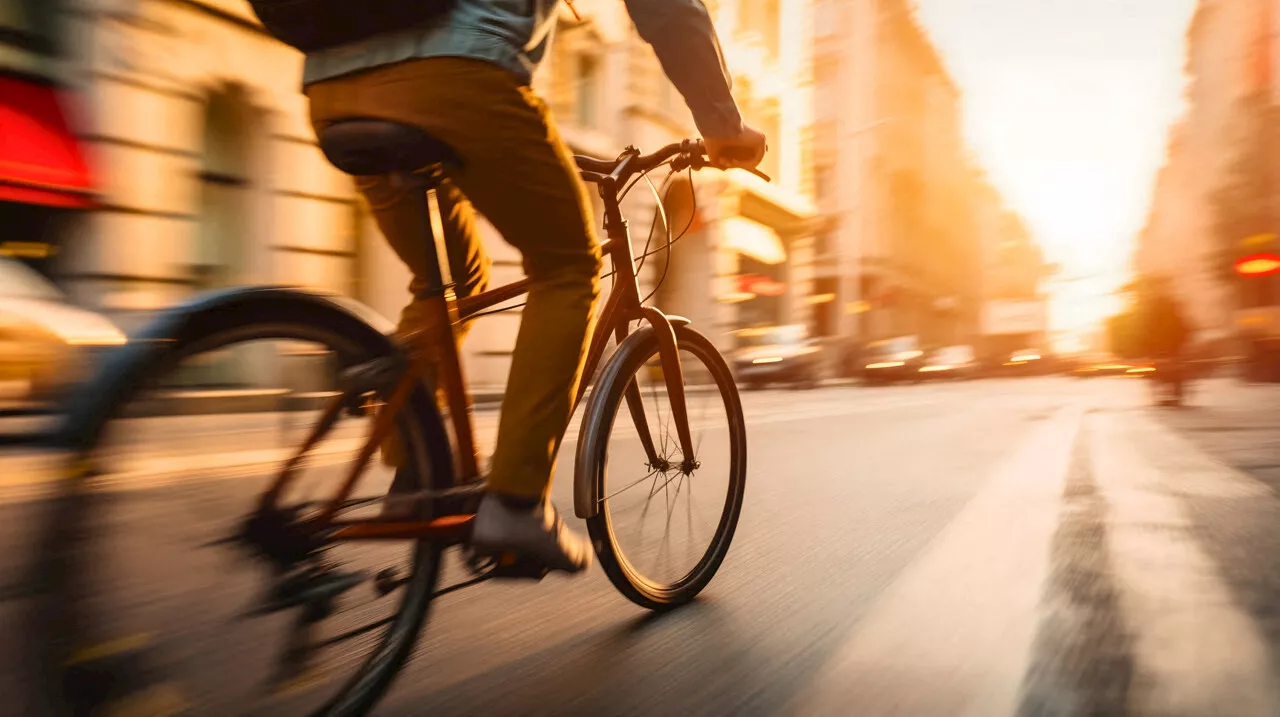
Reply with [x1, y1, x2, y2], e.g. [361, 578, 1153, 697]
[1089, 411, 1279, 717]
[785, 402, 1085, 717]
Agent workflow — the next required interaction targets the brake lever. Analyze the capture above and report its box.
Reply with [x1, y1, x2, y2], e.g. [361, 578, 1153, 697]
[685, 155, 773, 183]
[715, 163, 772, 183]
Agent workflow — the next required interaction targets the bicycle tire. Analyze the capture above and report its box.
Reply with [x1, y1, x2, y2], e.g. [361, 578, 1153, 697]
[580, 324, 746, 610]
[34, 292, 453, 717]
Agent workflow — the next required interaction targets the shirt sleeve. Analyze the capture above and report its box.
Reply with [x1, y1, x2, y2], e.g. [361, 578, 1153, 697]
[622, 0, 745, 138]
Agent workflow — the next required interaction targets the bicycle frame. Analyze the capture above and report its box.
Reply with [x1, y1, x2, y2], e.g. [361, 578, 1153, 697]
[262, 147, 697, 543]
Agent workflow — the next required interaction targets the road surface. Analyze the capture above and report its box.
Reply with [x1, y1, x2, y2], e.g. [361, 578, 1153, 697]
[3, 376, 1280, 716]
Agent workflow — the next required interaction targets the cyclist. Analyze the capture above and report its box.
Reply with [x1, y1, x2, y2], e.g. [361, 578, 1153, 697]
[1134, 277, 1192, 405]
[304, 0, 767, 573]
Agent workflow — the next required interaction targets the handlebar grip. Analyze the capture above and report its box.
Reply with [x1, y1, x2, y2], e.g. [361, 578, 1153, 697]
[699, 140, 771, 182]
[715, 145, 759, 163]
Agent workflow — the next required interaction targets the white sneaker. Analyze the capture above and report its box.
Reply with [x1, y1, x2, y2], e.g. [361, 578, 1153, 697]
[470, 494, 592, 574]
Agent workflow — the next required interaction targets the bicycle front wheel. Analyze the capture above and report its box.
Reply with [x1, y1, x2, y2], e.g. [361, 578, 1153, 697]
[579, 324, 746, 610]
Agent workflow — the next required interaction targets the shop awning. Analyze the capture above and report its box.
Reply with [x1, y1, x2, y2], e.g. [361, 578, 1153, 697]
[0, 77, 94, 208]
[721, 216, 786, 265]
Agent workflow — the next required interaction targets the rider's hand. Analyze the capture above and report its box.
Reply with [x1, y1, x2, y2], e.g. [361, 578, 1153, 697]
[704, 125, 768, 170]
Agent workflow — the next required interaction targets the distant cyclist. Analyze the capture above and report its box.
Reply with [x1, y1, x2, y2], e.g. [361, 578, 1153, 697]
[1123, 277, 1192, 405]
[297, 1, 767, 572]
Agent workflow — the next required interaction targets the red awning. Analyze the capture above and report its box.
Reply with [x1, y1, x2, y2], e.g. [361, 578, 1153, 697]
[0, 76, 95, 208]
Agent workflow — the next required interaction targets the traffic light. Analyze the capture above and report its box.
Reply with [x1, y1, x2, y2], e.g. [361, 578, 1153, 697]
[1235, 253, 1280, 277]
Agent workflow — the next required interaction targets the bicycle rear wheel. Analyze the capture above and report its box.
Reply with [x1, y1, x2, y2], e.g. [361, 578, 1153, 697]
[35, 292, 453, 717]
[578, 324, 746, 610]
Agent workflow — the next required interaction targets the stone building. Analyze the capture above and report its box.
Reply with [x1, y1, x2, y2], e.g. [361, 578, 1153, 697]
[537, 0, 820, 353]
[1136, 0, 1278, 344]
[811, 0, 1004, 350]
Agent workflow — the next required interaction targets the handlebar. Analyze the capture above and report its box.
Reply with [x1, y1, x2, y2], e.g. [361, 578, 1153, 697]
[574, 139, 771, 186]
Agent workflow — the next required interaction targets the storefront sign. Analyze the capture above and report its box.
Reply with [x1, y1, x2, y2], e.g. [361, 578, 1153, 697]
[736, 274, 785, 297]
[1235, 253, 1280, 277]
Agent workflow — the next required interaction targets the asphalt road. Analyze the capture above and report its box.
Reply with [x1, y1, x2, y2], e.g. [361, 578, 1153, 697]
[3, 376, 1280, 716]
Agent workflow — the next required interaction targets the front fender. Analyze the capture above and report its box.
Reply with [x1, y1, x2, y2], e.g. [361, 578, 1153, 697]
[55, 286, 398, 452]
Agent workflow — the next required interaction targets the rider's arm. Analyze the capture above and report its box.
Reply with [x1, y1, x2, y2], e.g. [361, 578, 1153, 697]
[622, 0, 744, 139]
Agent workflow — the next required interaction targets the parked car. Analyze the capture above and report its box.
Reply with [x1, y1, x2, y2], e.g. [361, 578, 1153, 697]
[730, 324, 824, 389]
[918, 345, 979, 380]
[860, 336, 926, 385]
[998, 347, 1051, 376]
[0, 257, 126, 404]
[1069, 354, 1138, 378]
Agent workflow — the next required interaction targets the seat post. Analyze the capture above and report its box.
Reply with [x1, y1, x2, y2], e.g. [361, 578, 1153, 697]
[393, 168, 481, 481]
[393, 169, 452, 295]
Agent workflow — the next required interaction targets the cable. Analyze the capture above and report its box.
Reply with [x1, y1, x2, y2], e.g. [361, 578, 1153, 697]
[618, 159, 674, 203]
[464, 160, 694, 320]
[641, 167, 696, 306]
[634, 170, 676, 278]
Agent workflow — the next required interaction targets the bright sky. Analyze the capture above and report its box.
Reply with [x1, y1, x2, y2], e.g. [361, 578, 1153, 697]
[914, 0, 1199, 347]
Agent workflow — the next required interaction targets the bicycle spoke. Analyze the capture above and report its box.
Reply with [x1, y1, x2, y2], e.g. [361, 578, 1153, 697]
[601, 465, 663, 504]
[648, 372, 669, 458]
[684, 474, 697, 563]
[665, 470, 685, 532]
[591, 327, 742, 600]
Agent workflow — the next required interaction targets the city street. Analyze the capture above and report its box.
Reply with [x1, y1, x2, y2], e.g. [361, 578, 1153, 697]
[3, 375, 1280, 716]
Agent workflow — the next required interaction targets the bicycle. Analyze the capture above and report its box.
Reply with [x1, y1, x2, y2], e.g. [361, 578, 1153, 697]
[36, 122, 763, 716]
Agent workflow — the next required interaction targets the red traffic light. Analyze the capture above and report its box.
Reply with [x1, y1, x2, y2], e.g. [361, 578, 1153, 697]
[1235, 253, 1280, 277]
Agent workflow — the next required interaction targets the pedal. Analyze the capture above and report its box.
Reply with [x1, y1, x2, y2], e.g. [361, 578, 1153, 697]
[246, 566, 366, 618]
[489, 552, 550, 581]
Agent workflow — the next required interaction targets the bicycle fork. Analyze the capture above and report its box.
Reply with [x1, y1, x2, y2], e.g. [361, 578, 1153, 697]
[587, 176, 698, 488]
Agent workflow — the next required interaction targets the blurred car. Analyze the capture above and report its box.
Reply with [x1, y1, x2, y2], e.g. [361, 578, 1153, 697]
[999, 347, 1050, 376]
[1069, 354, 1137, 378]
[731, 324, 824, 389]
[0, 257, 126, 404]
[860, 336, 926, 385]
[917, 345, 978, 380]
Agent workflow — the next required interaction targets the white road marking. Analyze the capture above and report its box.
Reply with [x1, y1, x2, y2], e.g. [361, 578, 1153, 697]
[786, 402, 1085, 717]
[1090, 411, 1278, 717]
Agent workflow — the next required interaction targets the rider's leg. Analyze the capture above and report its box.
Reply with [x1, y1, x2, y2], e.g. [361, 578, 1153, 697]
[347, 175, 490, 470]
[307, 58, 601, 571]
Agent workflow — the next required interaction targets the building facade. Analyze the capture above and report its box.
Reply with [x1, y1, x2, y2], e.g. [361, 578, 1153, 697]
[2, 0, 824, 394]
[1136, 0, 1277, 348]
[538, 0, 820, 355]
[811, 0, 1005, 353]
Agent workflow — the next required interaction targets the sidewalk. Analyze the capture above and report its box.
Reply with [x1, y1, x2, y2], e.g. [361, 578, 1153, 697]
[1154, 377, 1280, 492]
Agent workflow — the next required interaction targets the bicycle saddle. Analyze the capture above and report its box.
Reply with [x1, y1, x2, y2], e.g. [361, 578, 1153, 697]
[318, 119, 459, 176]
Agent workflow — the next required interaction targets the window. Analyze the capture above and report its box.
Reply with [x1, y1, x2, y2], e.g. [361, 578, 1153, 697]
[575, 54, 601, 129]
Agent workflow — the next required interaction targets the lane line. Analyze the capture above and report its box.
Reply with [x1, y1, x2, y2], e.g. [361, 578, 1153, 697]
[786, 402, 1085, 717]
[1090, 411, 1278, 717]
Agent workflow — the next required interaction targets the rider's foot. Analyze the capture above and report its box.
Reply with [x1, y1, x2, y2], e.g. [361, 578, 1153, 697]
[470, 493, 592, 574]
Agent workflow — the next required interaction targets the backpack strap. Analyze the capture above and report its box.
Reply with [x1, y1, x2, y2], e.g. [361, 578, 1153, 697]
[524, 0, 576, 52]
